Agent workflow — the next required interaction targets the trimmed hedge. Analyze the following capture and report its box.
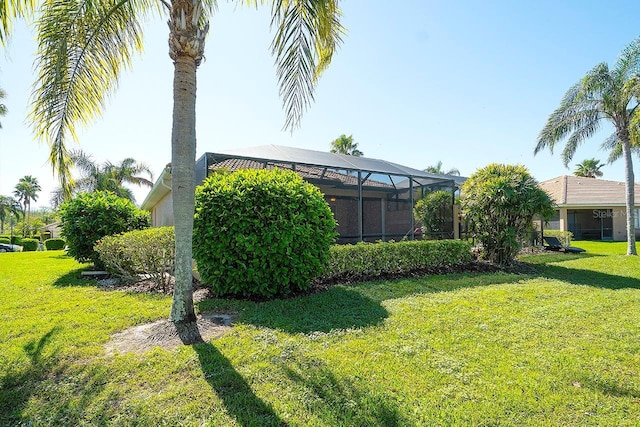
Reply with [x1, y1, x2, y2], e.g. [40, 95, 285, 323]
[193, 168, 337, 298]
[0, 237, 9, 244]
[95, 227, 175, 292]
[322, 239, 473, 281]
[21, 238, 39, 252]
[44, 238, 66, 250]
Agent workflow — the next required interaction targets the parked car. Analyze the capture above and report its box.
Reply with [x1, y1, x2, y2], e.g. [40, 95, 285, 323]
[0, 243, 21, 252]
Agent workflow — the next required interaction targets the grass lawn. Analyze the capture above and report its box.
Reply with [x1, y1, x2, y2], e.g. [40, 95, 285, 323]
[2, 244, 640, 426]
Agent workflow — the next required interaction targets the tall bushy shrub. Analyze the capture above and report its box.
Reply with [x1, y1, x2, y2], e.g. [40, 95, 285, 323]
[59, 191, 150, 266]
[193, 169, 337, 298]
[461, 164, 554, 265]
[96, 227, 175, 291]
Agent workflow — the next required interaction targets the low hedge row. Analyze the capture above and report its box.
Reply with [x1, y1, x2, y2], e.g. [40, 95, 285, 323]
[21, 238, 39, 252]
[44, 238, 66, 250]
[0, 235, 22, 245]
[322, 239, 473, 281]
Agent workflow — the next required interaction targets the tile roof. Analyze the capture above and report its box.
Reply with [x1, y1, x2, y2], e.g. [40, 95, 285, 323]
[539, 175, 640, 206]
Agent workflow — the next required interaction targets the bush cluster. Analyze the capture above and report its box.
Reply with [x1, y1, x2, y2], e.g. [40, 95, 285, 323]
[96, 227, 175, 292]
[413, 190, 454, 239]
[44, 238, 66, 250]
[193, 168, 337, 298]
[0, 237, 10, 244]
[59, 191, 150, 266]
[322, 239, 473, 280]
[21, 238, 39, 252]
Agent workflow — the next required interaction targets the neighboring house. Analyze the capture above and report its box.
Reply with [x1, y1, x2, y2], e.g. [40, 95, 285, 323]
[539, 175, 640, 241]
[141, 145, 465, 243]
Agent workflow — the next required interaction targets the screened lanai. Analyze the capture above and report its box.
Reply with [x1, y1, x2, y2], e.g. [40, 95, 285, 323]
[195, 145, 463, 244]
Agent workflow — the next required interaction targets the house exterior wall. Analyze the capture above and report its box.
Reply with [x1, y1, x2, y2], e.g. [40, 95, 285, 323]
[550, 206, 633, 241]
[151, 191, 174, 227]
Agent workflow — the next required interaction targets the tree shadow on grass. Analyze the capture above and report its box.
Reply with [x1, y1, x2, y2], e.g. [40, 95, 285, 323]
[283, 355, 404, 426]
[531, 262, 640, 289]
[1, 328, 60, 424]
[176, 324, 285, 426]
[52, 268, 96, 287]
[226, 273, 528, 335]
[521, 254, 640, 289]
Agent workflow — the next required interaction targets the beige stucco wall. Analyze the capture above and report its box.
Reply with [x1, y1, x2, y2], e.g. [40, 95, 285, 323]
[152, 191, 174, 227]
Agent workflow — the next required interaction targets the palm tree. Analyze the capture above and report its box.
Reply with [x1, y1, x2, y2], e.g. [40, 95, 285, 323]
[535, 38, 640, 255]
[573, 158, 604, 178]
[70, 150, 154, 202]
[424, 160, 460, 176]
[0, 88, 7, 128]
[330, 134, 363, 156]
[17, 1, 343, 324]
[13, 175, 41, 226]
[0, 195, 22, 234]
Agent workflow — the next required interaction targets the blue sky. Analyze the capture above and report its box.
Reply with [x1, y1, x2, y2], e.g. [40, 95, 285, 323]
[2, 1, 640, 208]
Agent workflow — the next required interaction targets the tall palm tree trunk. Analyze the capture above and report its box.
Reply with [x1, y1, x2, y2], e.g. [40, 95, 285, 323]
[621, 138, 637, 255]
[170, 55, 198, 324]
[168, 0, 207, 324]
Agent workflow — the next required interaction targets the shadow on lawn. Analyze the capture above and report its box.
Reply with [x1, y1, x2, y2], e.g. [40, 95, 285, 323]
[52, 268, 96, 287]
[177, 325, 285, 426]
[284, 355, 404, 426]
[530, 262, 640, 289]
[0, 328, 61, 424]
[237, 286, 390, 334]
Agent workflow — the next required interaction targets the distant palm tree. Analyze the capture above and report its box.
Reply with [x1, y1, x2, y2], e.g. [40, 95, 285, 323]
[0, 195, 22, 234]
[424, 161, 460, 176]
[70, 150, 154, 202]
[0, 88, 7, 128]
[330, 134, 363, 156]
[13, 175, 41, 226]
[535, 38, 640, 255]
[573, 158, 604, 178]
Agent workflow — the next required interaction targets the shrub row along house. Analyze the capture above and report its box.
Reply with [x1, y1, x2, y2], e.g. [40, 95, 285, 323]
[538, 175, 640, 241]
[141, 145, 465, 243]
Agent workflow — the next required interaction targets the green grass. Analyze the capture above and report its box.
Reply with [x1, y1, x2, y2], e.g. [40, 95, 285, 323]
[2, 247, 640, 426]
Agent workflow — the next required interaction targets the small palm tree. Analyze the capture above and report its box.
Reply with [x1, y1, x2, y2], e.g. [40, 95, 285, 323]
[0, 195, 22, 234]
[424, 161, 460, 176]
[0, 88, 7, 128]
[13, 175, 41, 226]
[535, 38, 640, 255]
[71, 150, 153, 202]
[573, 158, 604, 178]
[330, 134, 363, 156]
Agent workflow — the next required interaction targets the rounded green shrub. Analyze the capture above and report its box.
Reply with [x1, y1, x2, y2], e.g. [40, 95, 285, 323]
[44, 238, 66, 250]
[193, 169, 337, 298]
[0, 237, 10, 244]
[413, 190, 454, 239]
[21, 238, 39, 252]
[59, 191, 150, 266]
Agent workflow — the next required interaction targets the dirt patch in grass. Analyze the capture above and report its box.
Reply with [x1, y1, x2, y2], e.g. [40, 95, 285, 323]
[105, 314, 234, 355]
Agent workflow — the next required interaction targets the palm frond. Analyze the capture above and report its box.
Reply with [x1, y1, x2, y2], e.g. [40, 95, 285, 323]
[269, 0, 344, 130]
[613, 37, 640, 84]
[29, 0, 159, 198]
[0, 0, 35, 45]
